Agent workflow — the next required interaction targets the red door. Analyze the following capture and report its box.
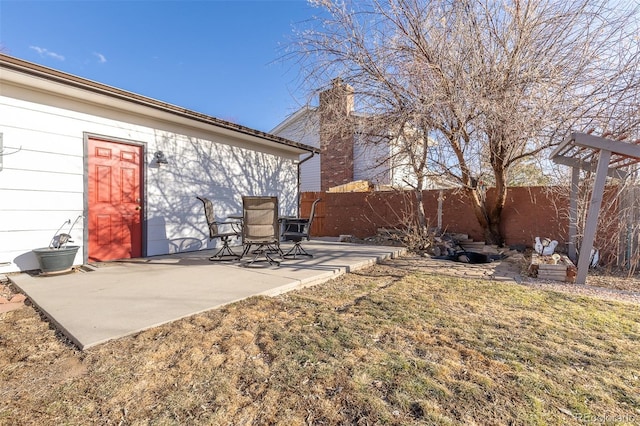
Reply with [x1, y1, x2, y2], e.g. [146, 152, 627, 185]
[88, 138, 143, 262]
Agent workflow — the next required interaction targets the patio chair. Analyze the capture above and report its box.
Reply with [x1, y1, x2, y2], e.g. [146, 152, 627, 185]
[196, 196, 242, 261]
[281, 198, 321, 259]
[240, 196, 283, 266]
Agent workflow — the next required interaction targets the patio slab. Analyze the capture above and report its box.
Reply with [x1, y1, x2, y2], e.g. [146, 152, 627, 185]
[9, 240, 405, 350]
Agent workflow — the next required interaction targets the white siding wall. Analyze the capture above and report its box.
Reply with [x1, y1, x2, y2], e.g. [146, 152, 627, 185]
[0, 86, 298, 273]
[353, 133, 391, 186]
[300, 152, 321, 192]
[271, 109, 321, 192]
[388, 138, 441, 190]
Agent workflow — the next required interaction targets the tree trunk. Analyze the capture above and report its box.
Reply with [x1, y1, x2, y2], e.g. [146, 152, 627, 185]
[488, 149, 509, 246]
[466, 186, 506, 246]
[415, 188, 427, 234]
[485, 205, 504, 246]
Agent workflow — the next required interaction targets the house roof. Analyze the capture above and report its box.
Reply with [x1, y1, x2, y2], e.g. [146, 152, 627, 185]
[0, 53, 320, 155]
[271, 104, 373, 136]
[270, 105, 317, 134]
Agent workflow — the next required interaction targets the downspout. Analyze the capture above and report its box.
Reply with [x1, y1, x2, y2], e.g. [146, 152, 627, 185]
[296, 151, 315, 216]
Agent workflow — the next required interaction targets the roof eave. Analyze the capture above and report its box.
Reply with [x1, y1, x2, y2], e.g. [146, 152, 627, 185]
[0, 53, 319, 155]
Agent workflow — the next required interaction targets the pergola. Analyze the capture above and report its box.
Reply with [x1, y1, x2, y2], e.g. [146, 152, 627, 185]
[550, 132, 640, 284]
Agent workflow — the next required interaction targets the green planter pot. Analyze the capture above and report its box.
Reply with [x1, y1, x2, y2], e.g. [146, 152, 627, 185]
[33, 246, 80, 273]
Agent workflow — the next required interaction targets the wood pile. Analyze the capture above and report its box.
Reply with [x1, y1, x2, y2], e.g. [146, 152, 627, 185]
[430, 233, 506, 256]
[528, 253, 577, 283]
[459, 240, 487, 252]
[327, 180, 373, 193]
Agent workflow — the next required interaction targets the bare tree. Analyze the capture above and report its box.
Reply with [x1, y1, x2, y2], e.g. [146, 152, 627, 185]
[290, 0, 640, 245]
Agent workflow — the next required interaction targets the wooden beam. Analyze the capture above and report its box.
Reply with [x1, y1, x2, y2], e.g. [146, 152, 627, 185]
[552, 155, 627, 179]
[576, 150, 612, 285]
[571, 132, 640, 159]
[549, 134, 575, 159]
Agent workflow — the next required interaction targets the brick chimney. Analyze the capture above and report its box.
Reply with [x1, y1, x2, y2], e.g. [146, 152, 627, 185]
[319, 78, 355, 191]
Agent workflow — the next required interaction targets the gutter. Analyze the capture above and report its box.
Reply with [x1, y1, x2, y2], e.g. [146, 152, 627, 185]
[296, 152, 316, 216]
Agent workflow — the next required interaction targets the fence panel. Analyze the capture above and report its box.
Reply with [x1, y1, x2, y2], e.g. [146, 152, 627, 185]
[619, 185, 640, 272]
[301, 186, 634, 269]
[301, 192, 325, 237]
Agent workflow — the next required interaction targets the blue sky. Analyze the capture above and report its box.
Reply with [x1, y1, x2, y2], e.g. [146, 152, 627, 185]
[0, 0, 321, 132]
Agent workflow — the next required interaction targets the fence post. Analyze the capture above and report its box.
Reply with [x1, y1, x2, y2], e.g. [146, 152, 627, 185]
[437, 190, 443, 232]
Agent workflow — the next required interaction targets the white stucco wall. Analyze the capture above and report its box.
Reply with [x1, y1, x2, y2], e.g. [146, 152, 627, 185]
[0, 80, 299, 273]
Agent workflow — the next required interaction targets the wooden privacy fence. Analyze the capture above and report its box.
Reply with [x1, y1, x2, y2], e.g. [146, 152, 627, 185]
[301, 193, 326, 237]
[301, 187, 569, 247]
[301, 186, 639, 268]
[301, 187, 568, 246]
[618, 185, 640, 272]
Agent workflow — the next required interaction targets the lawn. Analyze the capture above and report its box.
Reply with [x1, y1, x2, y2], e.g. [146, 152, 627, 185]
[1, 261, 639, 425]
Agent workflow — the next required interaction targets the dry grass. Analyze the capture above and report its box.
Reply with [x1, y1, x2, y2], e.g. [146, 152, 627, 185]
[1, 261, 639, 425]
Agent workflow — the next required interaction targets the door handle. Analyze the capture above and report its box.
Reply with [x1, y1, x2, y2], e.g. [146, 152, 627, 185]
[135, 206, 142, 211]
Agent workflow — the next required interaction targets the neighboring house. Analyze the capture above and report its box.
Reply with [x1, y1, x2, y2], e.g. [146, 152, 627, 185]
[271, 78, 440, 192]
[0, 54, 318, 273]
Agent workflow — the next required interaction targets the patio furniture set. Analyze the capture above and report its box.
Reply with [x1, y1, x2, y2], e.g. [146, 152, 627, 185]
[196, 196, 321, 267]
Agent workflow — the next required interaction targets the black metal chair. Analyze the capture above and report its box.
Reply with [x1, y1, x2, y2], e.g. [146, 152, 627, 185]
[196, 196, 242, 261]
[240, 196, 283, 266]
[281, 198, 321, 259]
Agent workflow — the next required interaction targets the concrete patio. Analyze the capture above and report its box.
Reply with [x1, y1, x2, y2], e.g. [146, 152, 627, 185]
[9, 240, 405, 350]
